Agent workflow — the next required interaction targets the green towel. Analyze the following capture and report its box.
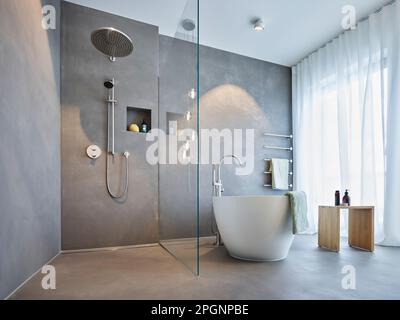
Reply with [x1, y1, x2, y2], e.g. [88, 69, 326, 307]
[286, 191, 309, 234]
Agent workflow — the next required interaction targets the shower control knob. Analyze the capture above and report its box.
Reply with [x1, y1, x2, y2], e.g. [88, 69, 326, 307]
[86, 145, 102, 159]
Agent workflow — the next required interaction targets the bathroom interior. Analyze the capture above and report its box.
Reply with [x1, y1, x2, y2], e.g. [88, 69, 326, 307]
[1, 0, 400, 300]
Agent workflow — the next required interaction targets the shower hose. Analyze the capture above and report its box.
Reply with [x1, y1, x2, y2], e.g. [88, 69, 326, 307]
[106, 152, 129, 199]
[106, 104, 129, 199]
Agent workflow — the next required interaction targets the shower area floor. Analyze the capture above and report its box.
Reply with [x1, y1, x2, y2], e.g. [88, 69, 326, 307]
[10, 236, 400, 300]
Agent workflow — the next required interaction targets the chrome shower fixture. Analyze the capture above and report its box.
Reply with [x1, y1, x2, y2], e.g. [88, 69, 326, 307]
[91, 27, 134, 199]
[103, 78, 130, 199]
[91, 27, 133, 199]
[104, 80, 114, 89]
[182, 19, 196, 31]
[91, 27, 134, 62]
[104, 78, 116, 155]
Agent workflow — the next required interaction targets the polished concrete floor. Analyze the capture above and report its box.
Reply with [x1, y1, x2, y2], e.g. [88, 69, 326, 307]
[10, 236, 400, 300]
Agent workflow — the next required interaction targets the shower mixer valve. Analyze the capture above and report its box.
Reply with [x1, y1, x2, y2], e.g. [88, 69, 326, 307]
[86, 145, 102, 159]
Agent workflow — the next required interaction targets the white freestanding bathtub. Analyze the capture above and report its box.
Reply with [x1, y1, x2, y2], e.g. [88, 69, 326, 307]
[213, 195, 294, 261]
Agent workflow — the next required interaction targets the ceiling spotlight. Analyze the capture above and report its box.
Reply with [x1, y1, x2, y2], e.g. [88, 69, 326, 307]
[254, 19, 265, 32]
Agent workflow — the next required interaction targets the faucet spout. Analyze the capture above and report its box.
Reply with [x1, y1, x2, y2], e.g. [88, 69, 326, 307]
[213, 155, 245, 197]
[217, 155, 245, 182]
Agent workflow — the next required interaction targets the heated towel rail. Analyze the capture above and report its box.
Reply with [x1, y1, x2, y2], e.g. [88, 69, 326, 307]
[263, 132, 294, 189]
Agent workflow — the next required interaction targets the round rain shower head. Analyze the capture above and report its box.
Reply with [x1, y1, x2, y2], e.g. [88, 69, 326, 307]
[91, 27, 134, 61]
[182, 19, 196, 31]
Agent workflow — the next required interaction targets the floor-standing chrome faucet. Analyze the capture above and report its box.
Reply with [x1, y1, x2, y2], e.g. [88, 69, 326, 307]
[212, 155, 245, 246]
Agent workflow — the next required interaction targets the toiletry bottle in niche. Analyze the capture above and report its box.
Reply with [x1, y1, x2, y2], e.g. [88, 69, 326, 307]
[335, 190, 341, 206]
[342, 189, 351, 206]
[141, 119, 148, 133]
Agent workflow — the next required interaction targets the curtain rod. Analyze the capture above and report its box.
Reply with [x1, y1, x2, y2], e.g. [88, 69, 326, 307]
[294, 0, 397, 66]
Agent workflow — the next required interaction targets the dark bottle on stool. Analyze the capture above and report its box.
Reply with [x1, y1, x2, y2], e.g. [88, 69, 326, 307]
[335, 190, 341, 206]
[342, 190, 351, 206]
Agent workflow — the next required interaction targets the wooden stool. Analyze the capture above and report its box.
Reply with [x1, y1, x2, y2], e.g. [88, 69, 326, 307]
[318, 206, 374, 252]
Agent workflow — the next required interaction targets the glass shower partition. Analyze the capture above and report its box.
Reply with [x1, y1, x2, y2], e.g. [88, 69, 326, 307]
[158, 0, 200, 275]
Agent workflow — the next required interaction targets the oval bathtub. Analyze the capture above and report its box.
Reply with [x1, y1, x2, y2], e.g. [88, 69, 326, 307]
[213, 195, 294, 261]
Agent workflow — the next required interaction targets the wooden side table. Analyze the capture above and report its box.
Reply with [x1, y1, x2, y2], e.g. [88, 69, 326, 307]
[318, 206, 374, 252]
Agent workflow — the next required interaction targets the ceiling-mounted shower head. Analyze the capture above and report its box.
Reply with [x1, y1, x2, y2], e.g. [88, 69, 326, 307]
[182, 19, 196, 31]
[91, 27, 134, 62]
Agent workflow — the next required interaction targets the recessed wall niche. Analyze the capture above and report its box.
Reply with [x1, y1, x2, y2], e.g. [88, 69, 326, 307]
[127, 106, 152, 133]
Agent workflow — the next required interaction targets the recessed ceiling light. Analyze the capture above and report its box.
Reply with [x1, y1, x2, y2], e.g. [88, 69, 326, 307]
[254, 19, 265, 32]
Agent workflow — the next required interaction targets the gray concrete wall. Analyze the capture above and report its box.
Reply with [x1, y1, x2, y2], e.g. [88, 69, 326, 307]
[159, 36, 292, 239]
[0, 0, 61, 299]
[61, 3, 291, 248]
[61, 2, 159, 249]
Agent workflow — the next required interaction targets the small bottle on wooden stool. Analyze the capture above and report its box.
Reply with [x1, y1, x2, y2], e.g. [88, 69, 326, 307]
[342, 189, 351, 206]
[335, 190, 341, 206]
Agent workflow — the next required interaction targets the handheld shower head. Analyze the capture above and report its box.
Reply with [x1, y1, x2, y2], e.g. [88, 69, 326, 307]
[104, 80, 114, 89]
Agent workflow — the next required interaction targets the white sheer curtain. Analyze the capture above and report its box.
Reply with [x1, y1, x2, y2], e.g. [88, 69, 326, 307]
[292, 0, 400, 245]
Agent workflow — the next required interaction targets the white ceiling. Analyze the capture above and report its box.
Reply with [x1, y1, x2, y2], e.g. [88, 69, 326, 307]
[65, 0, 391, 66]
